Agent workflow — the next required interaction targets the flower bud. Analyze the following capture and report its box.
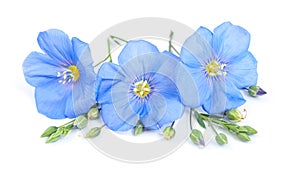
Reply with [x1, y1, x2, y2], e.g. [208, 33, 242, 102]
[45, 127, 63, 143]
[86, 127, 102, 138]
[46, 134, 61, 143]
[74, 115, 88, 129]
[41, 126, 58, 138]
[189, 129, 204, 145]
[215, 133, 228, 145]
[87, 107, 99, 120]
[237, 133, 251, 142]
[134, 123, 144, 136]
[163, 126, 175, 140]
[243, 126, 257, 135]
[226, 109, 243, 122]
[248, 85, 267, 97]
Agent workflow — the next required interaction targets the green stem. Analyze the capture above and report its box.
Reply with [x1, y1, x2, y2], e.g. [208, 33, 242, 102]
[100, 124, 106, 129]
[60, 119, 75, 128]
[110, 35, 128, 45]
[168, 31, 180, 56]
[171, 46, 180, 56]
[107, 38, 113, 62]
[201, 114, 225, 126]
[189, 108, 193, 130]
[170, 121, 175, 128]
[93, 38, 113, 67]
[93, 54, 110, 67]
[206, 116, 219, 135]
[168, 31, 174, 52]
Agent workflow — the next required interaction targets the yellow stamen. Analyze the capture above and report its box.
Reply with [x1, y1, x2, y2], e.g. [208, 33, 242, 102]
[133, 80, 151, 98]
[205, 60, 226, 76]
[68, 65, 80, 81]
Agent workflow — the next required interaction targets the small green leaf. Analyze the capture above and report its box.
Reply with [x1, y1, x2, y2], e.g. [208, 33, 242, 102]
[41, 126, 58, 138]
[194, 112, 206, 129]
[74, 115, 88, 129]
[86, 127, 102, 138]
[215, 133, 228, 145]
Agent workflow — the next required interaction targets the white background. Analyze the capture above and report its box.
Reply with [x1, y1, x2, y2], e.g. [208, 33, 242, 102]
[1, 0, 299, 177]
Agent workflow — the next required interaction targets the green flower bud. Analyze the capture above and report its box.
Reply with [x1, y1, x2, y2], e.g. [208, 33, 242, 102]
[215, 133, 228, 145]
[163, 126, 175, 140]
[134, 122, 144, 136]
[237, 133, 251, 142]
[86, 127, 102, 138]
[226, 109, 243, 122]
[87, 108, 99, 120]
[74, 115, 88, 129]
[243, 126, 257, 135]
[248, 85, 267, 97]
[189, 129, 204, 145]
[237, 126, 249, 134]
[46, 134, 61, 143]
[41, 126, 58, 138]
[45, 127, 63, 143]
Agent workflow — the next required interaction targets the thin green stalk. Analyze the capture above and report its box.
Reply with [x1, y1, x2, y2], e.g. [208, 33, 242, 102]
[168, 31, 174, 52]
[107, 38, 113, 62]
[93, 38, 113, 67]
[189, 108, 193, 130]
[206, 116, 219, 135]
[170, 121, 175, 128]
[93, 54, 110, 67]
[100, 124, 106, 129]
[171, 46, 180, 56]
[168, 31, 180, 56]
[110, 35, 128, 45]
[60, 119, 75, 128]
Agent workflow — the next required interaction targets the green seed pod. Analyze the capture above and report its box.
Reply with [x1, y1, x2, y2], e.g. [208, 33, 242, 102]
[87, 108, 99, 120]
[189, 129, 204, 145]
[215, 133, 228, 145]
[86, 127, 102, 138]
[163, 126, 175, 140]
[226, 109, 243, 122]
[74, 115, 88, 129]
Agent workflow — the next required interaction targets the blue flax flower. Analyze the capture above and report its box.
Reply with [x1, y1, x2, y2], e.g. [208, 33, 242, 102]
[23, 29, 96, 119]
[95, 40, 199, 131]
[180, 22, 257, 113]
